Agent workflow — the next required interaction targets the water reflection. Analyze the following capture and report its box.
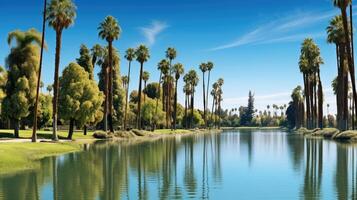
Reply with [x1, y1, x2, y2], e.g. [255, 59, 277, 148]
[1, 131, 357, 199]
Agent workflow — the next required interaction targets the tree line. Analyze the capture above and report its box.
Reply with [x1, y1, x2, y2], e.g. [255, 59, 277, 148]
[0, 0, 225, 141]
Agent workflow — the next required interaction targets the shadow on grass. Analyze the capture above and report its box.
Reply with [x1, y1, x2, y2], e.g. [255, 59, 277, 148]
[0, 131, 69, 140]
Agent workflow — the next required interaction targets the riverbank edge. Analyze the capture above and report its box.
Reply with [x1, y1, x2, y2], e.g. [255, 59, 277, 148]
[296, 127, 357, 142]
[0, 128, 222, 175]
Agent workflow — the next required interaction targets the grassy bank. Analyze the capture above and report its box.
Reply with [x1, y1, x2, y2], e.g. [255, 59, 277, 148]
[0, 142, 81, 175]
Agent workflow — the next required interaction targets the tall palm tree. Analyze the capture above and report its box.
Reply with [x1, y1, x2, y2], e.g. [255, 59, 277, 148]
[187, 70, 199, 128]
[333, 0, 357, 129]
[135, 45, 150, 129]
[98, 15, 121, 132]
[199, 63, 208, 127]
[32, 0, 48, 142]
[157, 59, 170, 128]
[166, 47, 177, 128]
[210, 82, 219, 127]
[46, 0, 76, 141]
[123, 48, 136, 130]
[172, 63, 184, 130]
[217, 78, 224, 128]
[206, 62, 214, 119]
[142, 71, 150, 103]
[327, 15, 348, 130]
[183, 74, 192, 129]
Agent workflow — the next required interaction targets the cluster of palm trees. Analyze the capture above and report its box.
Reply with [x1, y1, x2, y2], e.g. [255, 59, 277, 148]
[293, 0, 356, 131]
[26, 0, 225, 142]
[298, 38, 324, 129]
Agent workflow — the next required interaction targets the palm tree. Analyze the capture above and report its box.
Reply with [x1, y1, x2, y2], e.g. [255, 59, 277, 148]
[47, 84, 53, 94]
[172, 63, 184, 129]
[217, 78, 224, 128]
[156, 59, 170, 128]
[211, 82, 219, 127]
[123, 48, 136, 130]
[98, 15, 121, 132]
[327, 15, 348, 130]
[187, 70, 199, 128]
[142, 71, 150, 103]
[91, 44, 104, 69]
[206, 62, 214, 120]
[166, 47, 177, 128]
[199, 63, 208, 127]
[122, 75, 128, 89]
[135, 45, 150, 129]
[32, 0, 48, 142]
[46, 0, 76, 141]
[333, 0, 357, 129]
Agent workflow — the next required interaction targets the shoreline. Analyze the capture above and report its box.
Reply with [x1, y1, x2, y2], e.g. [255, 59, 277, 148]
[296, 127, 357, 142]
[0, 128, 222, 175]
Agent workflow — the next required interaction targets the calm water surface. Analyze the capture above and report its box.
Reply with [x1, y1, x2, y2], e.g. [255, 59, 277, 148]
[1, 130, 357, 200]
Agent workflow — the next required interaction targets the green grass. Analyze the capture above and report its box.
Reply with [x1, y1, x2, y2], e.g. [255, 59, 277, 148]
[0, 129, 95, 140]
[0, 142, 81, 174]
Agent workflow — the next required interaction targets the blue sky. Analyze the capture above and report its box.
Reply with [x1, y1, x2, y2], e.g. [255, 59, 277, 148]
[0, 0, 353, 114]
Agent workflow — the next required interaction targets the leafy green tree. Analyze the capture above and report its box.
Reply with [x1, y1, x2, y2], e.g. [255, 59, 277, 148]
[3, 29, 41, 137]
[59, 63, 104, 139]
[123, 48, 136, 130]
[135, 45, 150, 129]
[144, 82, 160, 99]
[97, 47, 125, 130]
[141, 98, 165, 129]
[77, 44, 94, 79]
[98, 15, 121, 132]
[172, 63, 184, 129]
[240, 91, 255, 126]
[25, 94, 53, 129]
[46, 0, 76, 140]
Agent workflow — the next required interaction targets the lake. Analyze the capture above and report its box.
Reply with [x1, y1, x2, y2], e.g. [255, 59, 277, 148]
[1, 130, 357, 200]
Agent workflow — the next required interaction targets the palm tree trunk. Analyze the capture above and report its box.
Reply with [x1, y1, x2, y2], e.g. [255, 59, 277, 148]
[173, 79, 178, 130]
[67, 118, 74, 140]
[143, 81, 147, 103]
[124, 61, 131, 130]
[206, 70, 211, 120]
[166, 76, 170, 128]
[202, 72, 206, 128]
[341, 8, 357, 130]
[211, 96, 215, 127]
[52, 29, 63, 141]
[108, 41, 114, 132]
[218, 95, 221, 129]
[303, 73, 311, 128]
[191, 92, 194, 129]
[318, 69, 323, 129]
[83, 125, 87, 135]
[137, 62, 144, 129]
[32, 0, 47, 143]
[14, 119, 19, 138]
[184, 93, 188, 129]
[154, 72, 162, 129]
[350, 3, 355, 129]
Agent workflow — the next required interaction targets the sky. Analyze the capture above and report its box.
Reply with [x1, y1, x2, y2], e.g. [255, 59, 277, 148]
[0, 0, 354, 114]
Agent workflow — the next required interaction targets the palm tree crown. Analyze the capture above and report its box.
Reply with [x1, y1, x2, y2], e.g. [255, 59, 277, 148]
[166, 47, 177, 61]
[142, 71, 150, 82]
[136, 45, 150, 63]
[98, 16, 121, 42]
[173, 63, 184, 80]
[46, 0, 76, 31]
[125, 48, 136, 62]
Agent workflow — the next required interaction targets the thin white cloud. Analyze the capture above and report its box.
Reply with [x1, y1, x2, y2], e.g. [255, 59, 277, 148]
[139, 20, 168, 46]
[208, 8, 343, 51]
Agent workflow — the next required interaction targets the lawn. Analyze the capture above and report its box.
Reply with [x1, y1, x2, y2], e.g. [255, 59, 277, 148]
[0, 142, 81, 174]
[0, 129, 95, 140]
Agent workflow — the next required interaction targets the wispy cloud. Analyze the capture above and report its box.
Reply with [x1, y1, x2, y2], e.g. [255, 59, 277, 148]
[139, 20, 168, 46]
[208, 8, 342, 51]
